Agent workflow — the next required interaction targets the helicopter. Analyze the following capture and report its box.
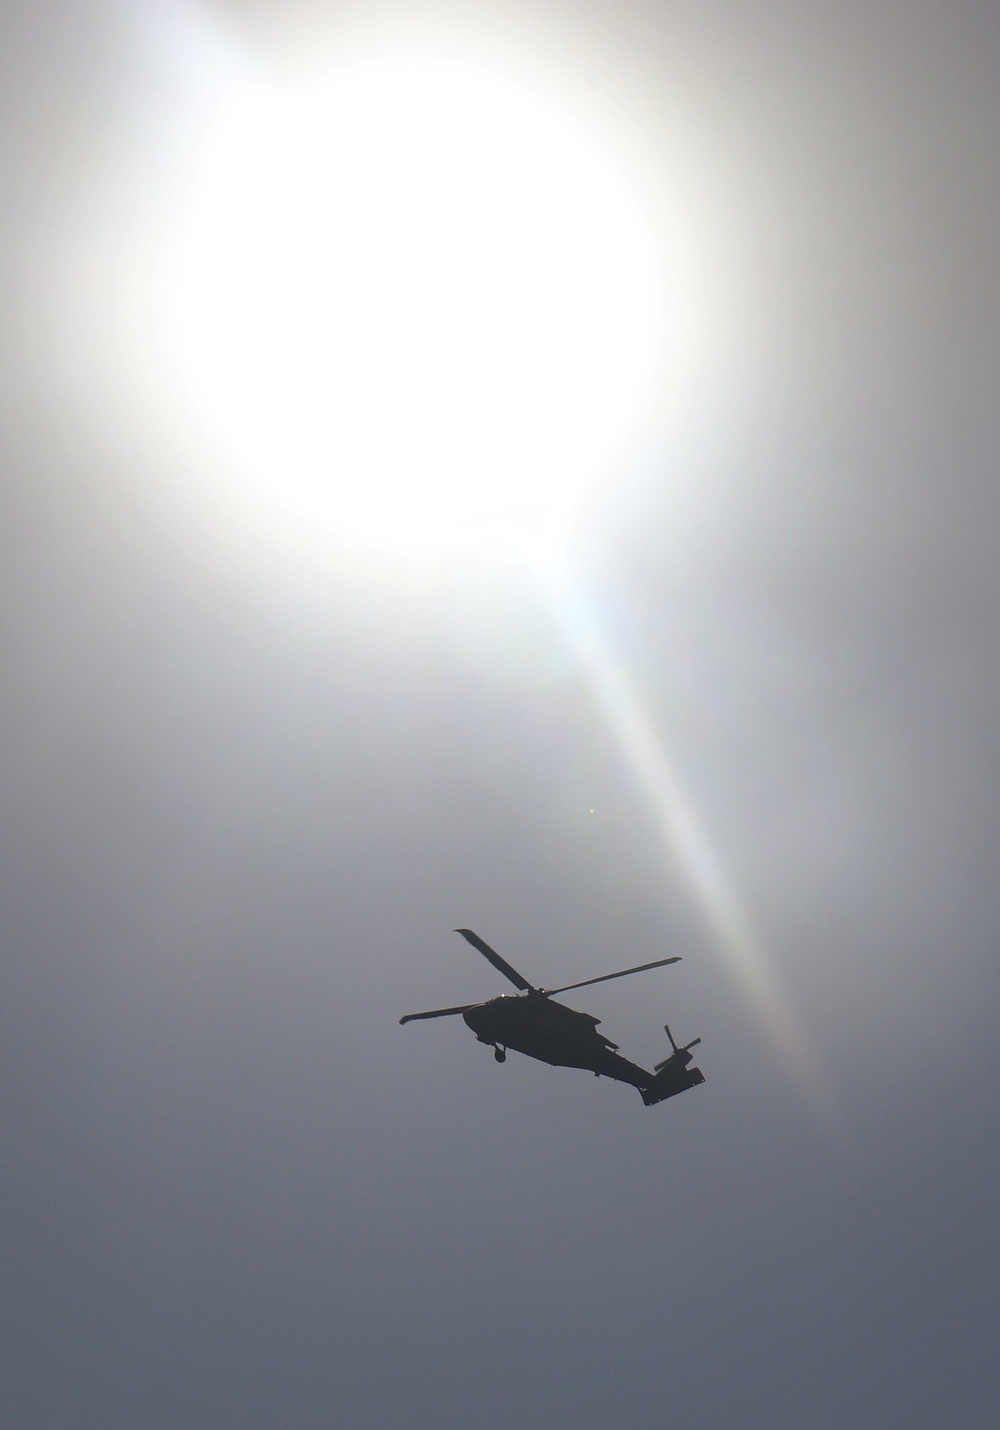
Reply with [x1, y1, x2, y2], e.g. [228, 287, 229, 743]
[400, 928, 704, 1107]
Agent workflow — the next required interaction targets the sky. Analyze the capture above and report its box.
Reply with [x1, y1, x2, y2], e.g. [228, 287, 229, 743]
[2, 2, 999, 1426]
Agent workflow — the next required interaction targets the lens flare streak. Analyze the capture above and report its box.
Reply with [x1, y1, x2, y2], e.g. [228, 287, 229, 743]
[540, 558, 826, 1099]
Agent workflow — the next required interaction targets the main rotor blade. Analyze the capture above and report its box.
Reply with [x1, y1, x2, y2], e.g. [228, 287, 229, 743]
[454, 928, 534, 992]
[546, 955, 681, 997]
[399, 1004, 478, 1025]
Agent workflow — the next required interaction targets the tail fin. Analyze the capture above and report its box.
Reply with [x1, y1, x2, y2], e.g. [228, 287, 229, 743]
[641, 1026, 705, 1106]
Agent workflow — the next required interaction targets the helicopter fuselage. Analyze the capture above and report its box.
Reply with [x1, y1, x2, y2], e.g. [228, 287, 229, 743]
[462, 992, 652, 1089]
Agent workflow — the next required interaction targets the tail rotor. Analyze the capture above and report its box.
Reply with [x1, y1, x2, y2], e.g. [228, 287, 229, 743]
[654, 1024, 702, 1071]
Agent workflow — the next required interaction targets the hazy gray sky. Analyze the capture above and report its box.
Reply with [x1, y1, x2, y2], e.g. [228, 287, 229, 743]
[2, 2, 998, 1426]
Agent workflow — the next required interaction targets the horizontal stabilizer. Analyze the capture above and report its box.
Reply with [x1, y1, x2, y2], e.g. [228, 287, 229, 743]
[640, 1064, 705, 1107]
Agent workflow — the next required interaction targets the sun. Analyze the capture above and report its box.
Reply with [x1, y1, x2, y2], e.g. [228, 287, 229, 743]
[157, 43, 664, 560]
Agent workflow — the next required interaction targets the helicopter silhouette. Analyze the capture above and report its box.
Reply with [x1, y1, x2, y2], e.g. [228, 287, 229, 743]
[400, 928, 704, 1106]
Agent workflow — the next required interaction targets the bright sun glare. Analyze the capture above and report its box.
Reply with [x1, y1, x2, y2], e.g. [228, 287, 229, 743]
[160, 46, 663, 557]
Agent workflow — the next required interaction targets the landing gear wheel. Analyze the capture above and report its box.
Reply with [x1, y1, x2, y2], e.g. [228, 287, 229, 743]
[494, 1046, 507, 1063]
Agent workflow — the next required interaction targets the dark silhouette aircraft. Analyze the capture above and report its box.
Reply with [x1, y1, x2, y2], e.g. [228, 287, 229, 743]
[400, 928, 704, 1106]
